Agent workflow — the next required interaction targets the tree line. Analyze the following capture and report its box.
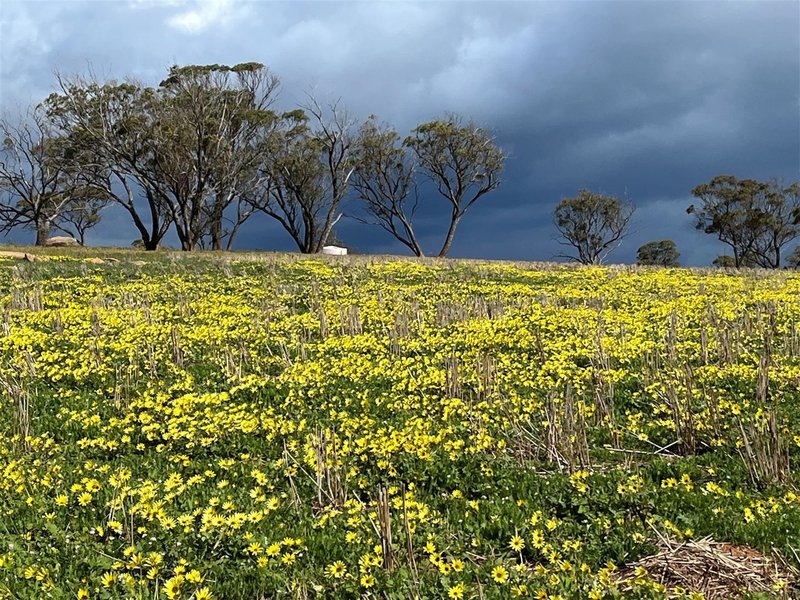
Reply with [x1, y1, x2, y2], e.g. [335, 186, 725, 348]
[2, 61, 797, 266]
[554, 176, 800, 268]
[0, 62, 505, 256]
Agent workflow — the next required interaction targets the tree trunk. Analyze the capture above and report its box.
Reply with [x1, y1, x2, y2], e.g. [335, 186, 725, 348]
[210, 212, 223, 250]
[437, 213, 461, 257]
[226, 220, 244, 251]
[35, 220, 51, 246]
[209, 195, 231, 250]
[174, 222, 191, 251]
[144, 239, 159, 251]
[398, 215, 424, 257]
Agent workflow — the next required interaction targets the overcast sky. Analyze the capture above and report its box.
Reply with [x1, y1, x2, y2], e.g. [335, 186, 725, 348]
[1, 0, 798, 264]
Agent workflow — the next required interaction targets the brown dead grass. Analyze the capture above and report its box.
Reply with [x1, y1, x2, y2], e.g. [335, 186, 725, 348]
[616, 536, 798, 599]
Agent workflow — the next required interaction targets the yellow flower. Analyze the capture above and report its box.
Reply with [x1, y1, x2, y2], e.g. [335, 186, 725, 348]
[511, 584, 528, 597]
[246, 542, 263, 555]
[448, 583, 466, 599]
[77, 589, 89, 600]
[492, 565, 509, 584]
[345, 531, 360, 544]
[164, 576, 182, 599]
[186, 569, 203, 583]
[325, 561, 347, 578]
[510, 535, 525, 551]
[194, 588, 214, 600]
[360, 574, 375, 588]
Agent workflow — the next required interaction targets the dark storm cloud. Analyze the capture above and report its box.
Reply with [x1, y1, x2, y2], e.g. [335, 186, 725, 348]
[2, 0, 798, 264]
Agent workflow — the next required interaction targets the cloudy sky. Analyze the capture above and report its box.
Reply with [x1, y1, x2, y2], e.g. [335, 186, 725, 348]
[1, 0, 798, 264]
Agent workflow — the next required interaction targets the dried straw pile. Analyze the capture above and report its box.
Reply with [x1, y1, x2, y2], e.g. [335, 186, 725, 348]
[616, 536, 797, 599]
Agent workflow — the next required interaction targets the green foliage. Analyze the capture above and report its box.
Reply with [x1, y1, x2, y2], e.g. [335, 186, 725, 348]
[247, 104, 351, 254]
[713, 254, 737, 268]
[43, 64, 280, 251]
[404, 114, 505, 257]
[352, 116, 422, 256]
[689, 176, 800, 268]
[0, 254, 798, 598]
[554, 189, 634, 265]
[636, 240, 680, 267]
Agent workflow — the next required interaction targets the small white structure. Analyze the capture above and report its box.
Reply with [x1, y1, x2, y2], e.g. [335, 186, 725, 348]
[322, 245, 348, 256]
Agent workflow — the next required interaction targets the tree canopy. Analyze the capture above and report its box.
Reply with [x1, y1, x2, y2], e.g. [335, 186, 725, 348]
[3, 62, 798, 265]
[553, 190, 634, 265]
[688, 175, 800, 268]
[637, 240, 680, 267]
[405, 114, 505, 257]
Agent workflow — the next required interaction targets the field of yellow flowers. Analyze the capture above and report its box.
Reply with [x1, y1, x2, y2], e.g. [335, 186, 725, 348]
[0, 252, 799, 599]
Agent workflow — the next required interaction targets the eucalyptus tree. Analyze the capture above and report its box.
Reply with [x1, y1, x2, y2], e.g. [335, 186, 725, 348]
[636, 240, 680, 267]
[788, 245, 800, 268]
[0, 107, 99, 245]
[748, 180, 800, 268]
[688, 176, 768, 268]
[45, 77, 171, 250]
[248, 99, 356, 254]
[553, 190, 634, 265]
[404, 114, 505, 257]
[54, 196, 106, 245]
[46, 63, 280, 251]
[153, 63, 280, 250]
[351, 116, 422, 256]
[689, 176, 800, 268]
